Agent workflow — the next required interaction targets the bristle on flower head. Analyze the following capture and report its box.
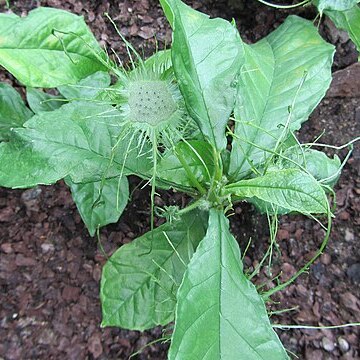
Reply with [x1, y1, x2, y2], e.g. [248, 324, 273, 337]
[110, 59, 191, 148]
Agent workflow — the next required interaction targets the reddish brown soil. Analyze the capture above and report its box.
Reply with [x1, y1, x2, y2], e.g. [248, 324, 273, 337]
[0, 0, 359, 359]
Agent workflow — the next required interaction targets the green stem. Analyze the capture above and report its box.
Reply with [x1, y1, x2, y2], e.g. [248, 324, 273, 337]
[262, 209, 332, 300]
[256, 0, 311, 9]
[175, 149, 206, 196]
[177, 199, 205, 216]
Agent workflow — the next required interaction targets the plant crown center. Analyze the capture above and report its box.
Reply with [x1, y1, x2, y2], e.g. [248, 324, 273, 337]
[128, 80, 177, 126]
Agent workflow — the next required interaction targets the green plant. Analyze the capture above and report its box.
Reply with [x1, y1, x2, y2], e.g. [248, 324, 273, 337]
[257, 0, 360, 57]
[0, 0, 358, 358]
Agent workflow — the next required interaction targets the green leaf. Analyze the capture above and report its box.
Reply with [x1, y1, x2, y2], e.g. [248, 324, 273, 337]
[157, 140, 215, 188]
[0, 136, 60, 188]
[325, 5, 360, 56]
[58, 71, 111, 100]
[3, 102, 152, 187]
[100, 210, 208, 330]
[281, 147, 341, 187]
[26, 88, 64, 114]
[169, 209, 288, 360]
[0, 82, 33, 141]
[225, 168, 329, 215]
[0, 7, 107, 87]
[229, 16, 334, 180]
[66, 176, 129, 236]
[313, 0, 357, 12]
[144, 49, 172, 72]
[161, 0, 244, 151]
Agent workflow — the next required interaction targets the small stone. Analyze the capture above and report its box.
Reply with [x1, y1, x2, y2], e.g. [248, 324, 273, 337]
[41, 242, 55, 253]
[92, 265, 101, 282]
[138, 26, 155, 39]
[88, 333, 103, 359]
[347, 263, 360, 284]
[340, 292, 359, 312]
[322, 337, 335, 352]
[21, 187, 41, 202]
[294, 228, 304, 241]
[15, 254, 37, 267]
[1, 243, 12, 254]
[296, 284, 308, 298]
[282, 262, 295, 274]
[320, 253, 331, 265]
[305, 349, 323, 360]
[62, 285, 81, 302]
[339, 211, 350, 221]
[277, 229, 289, 241]
[38, 329, 56, 345]
[338, 337, 350, 354]
[311, 262, 325, 281]
[345, 229, 354, 242]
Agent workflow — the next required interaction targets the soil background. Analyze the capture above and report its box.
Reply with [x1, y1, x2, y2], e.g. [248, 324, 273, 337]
[0, 0, 359, 359]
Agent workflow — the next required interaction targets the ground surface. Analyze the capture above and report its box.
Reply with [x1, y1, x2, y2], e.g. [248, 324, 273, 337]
[0, 0, 359, 359]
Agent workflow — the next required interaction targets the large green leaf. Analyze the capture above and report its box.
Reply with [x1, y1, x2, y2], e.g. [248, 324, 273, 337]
[229, 16, 334, 180]
[325, 5, 360, 56]
[0, 83, 33, 141]
[160, 0, 244, 151]
[313, 0, 358, 12]
[169, 209, 288, 360]
[0, 102, 152, 188]
[0, 7, 107, 87]
[100, 210, 208, 330]
[0, 136, 61, 188]
[157, 140, 215, 188]
[225, 168, 329, 215]
[26, 88, 64, 114]
[66, 176, 129, 237]
[58, 71, 111, 100]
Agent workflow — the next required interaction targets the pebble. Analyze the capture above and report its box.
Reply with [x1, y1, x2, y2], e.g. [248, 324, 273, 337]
[320, 253, 331, 265]
[88, 333, 103, 359]
[322, 337, 335, 352]
[345, 229, 354, 242]
[340, 292, 359, 312]
[41, 243, 55, 253]
[62, 285, 81, 302]
[1, 243, 12, 254]
[311, 262, 325, 281]
[15, 254, 37, 267]
[277, 229, 289, 241]
[338, 337, 350, 354]
[346, 263, 360, 284]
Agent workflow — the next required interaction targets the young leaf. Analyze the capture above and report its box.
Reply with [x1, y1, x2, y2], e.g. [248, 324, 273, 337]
[281, 148, 341, 187]
[13, 102, 152, 184]
[157, 140, 215, 188]
[26, 88, 64, 114]
[66, 176, 129, 237]
[312, 0, 358, 13]
[144, 49, 172, 73]
[225, 169, 329, 215]
[325, 5, 360, 56]
[0, 8, 107, 87]
[229, 16, 334, 180]
[169, 209, 289, 360]
[0, 83, 33, 141]
[160, 0, 244, 151]
[58, 71, 111, 100]
[100, 210, 208, 330]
